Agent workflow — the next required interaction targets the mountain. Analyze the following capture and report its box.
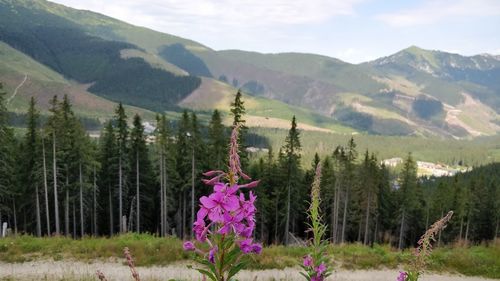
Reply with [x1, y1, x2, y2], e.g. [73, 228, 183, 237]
[1, 0, 499, 138]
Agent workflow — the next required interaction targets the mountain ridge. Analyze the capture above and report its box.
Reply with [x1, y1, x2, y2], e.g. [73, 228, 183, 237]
[1, 0, 499, 138]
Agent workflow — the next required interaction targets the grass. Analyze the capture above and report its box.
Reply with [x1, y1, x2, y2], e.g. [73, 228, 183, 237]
[0, 234, 498, 278]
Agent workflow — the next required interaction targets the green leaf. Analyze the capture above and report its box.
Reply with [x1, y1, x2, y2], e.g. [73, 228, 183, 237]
[196, 268, 217, 281]
[227, 261, 246, 280]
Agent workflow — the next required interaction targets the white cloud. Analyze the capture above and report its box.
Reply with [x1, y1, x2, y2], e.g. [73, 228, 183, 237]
[376, 0, 500, 27]
[335, 48, 376, 63]
[52, 0, 365, 28]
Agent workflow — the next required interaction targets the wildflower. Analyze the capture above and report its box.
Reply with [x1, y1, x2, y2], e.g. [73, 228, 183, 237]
[183, 241, 195, 251]
[301, 163, 331, 280]
[183, 125, 262, 280]
[398, 211, 453, 281]
[251, 242, 262, 254]
[208, 247, 217, 263]
[315, 263, 326, 275]
[124, 247, 141, 281]
[397, 271, 408, 281]
[303, 255, 313, 267]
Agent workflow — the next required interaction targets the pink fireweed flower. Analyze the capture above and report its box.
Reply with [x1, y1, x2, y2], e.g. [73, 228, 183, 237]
[208, 247, 217, 264]
[397, 271, 408, 281]
[183, 125, 261, 280]
[251, 243, 262, 254]
[183, 241, 195, 251]
[238, 238, 262, 254]
[315, 263, 327, 275]
[199, 191, 240, 223]
[303, 255, 313, 267]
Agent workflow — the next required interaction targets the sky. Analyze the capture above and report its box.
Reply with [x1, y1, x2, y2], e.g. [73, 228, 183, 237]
[51, 0, 500, 64]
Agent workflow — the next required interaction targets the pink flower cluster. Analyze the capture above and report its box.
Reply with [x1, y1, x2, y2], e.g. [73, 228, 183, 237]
[397, 271, 408, 281]
[303, 255, 327, 281]
[183, 171, 262, 259]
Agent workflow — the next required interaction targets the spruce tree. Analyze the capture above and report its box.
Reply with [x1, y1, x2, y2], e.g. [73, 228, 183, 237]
[398, 153, 418, 249]
[129, 114, 154, 233]
[0, 83, 17, 232]
[98, 121, 117, 235]
[230, 91, 248, 166]
[21, 97, 42, 236]
[114, 103, 129, 233]
[281, 116, 301, 245]
[208, 110, 226, 170]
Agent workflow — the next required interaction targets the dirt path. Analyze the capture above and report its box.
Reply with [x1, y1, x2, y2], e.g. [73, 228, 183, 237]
[0, 261, 496, 281]
[7, 73, 28, 105]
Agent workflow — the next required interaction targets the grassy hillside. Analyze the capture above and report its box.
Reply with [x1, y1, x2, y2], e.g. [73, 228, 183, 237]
[0, 41, 155, 121]
[179, 78, 355, 133]
[0, 0, 201, 112]
[1, 0, 499, 137]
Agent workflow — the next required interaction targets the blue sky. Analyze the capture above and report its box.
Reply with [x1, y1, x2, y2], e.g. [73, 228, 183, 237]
[51, 0, 500, 63]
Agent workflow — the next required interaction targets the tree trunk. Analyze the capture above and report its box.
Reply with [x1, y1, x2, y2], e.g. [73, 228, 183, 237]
[93, 166, 97, 236]
[42, 138, 51, 236]
[398, 209, 405, 249]
[52, 132, 60, 235]
[459, 216, 464, 241]
[284, 182, 291, 245]
[35, 184, 42, 237]
[333, 182, 340, 243]
[79, 163, 84, 237]
[495, 219, 499, 243]
[438, 210, 443, 247]
[363, 191, 371, 245]
[163, 155, 168, 235]
[425, 205, 430, 229]
[65, 173, 69, 236]
[465, 215, 470, 242]
[341, 186, 349, 244]
[274, 198, 279, 244]
[159, 152, 164, 236]
[119, 156, 123, 233]
[136, 150, 140, 233]
[191, 147, 195, 238]
[12, 199, 18, 235]
[72, 199, 76, 238]
[373, 215, 379, 245]
[182, 191, 186, 238]
[109, 188, 114, 236]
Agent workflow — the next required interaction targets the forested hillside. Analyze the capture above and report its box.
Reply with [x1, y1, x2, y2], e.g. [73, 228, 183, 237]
[1, 0, 499, 137]
[0, 85, 498, 247]
[0, 0, 201, 111]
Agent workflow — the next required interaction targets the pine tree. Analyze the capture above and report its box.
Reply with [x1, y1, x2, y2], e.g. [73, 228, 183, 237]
[21, 97, 42, 236]
[208, 110, 226, 171]
[129, 114, 154, 233]
[0, 83, 17, 233]
[398, 153, 418, 249]
[230, 90, 248, 166]
[281, 116, 302, 245]
[46, 95, 61, 235]
[114, 103, 129, 233]
[98, 121, 117, 235]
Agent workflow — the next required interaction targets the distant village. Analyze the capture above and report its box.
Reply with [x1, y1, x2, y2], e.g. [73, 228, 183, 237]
[381, 157, 471, 177]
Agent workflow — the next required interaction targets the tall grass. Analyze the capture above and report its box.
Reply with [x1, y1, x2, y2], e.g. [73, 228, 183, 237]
[0, 235, 498, 278]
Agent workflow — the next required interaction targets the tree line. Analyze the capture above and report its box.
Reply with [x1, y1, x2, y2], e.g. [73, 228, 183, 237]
[0, 84, 498, 247]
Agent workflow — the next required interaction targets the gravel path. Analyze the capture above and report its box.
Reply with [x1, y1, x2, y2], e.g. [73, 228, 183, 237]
[0, 261, 496, 281]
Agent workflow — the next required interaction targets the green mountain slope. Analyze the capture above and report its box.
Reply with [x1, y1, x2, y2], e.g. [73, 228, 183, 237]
[0, 0, 201, 112]
[1, 0, 499, 137]
[0, 41, 155, 120]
